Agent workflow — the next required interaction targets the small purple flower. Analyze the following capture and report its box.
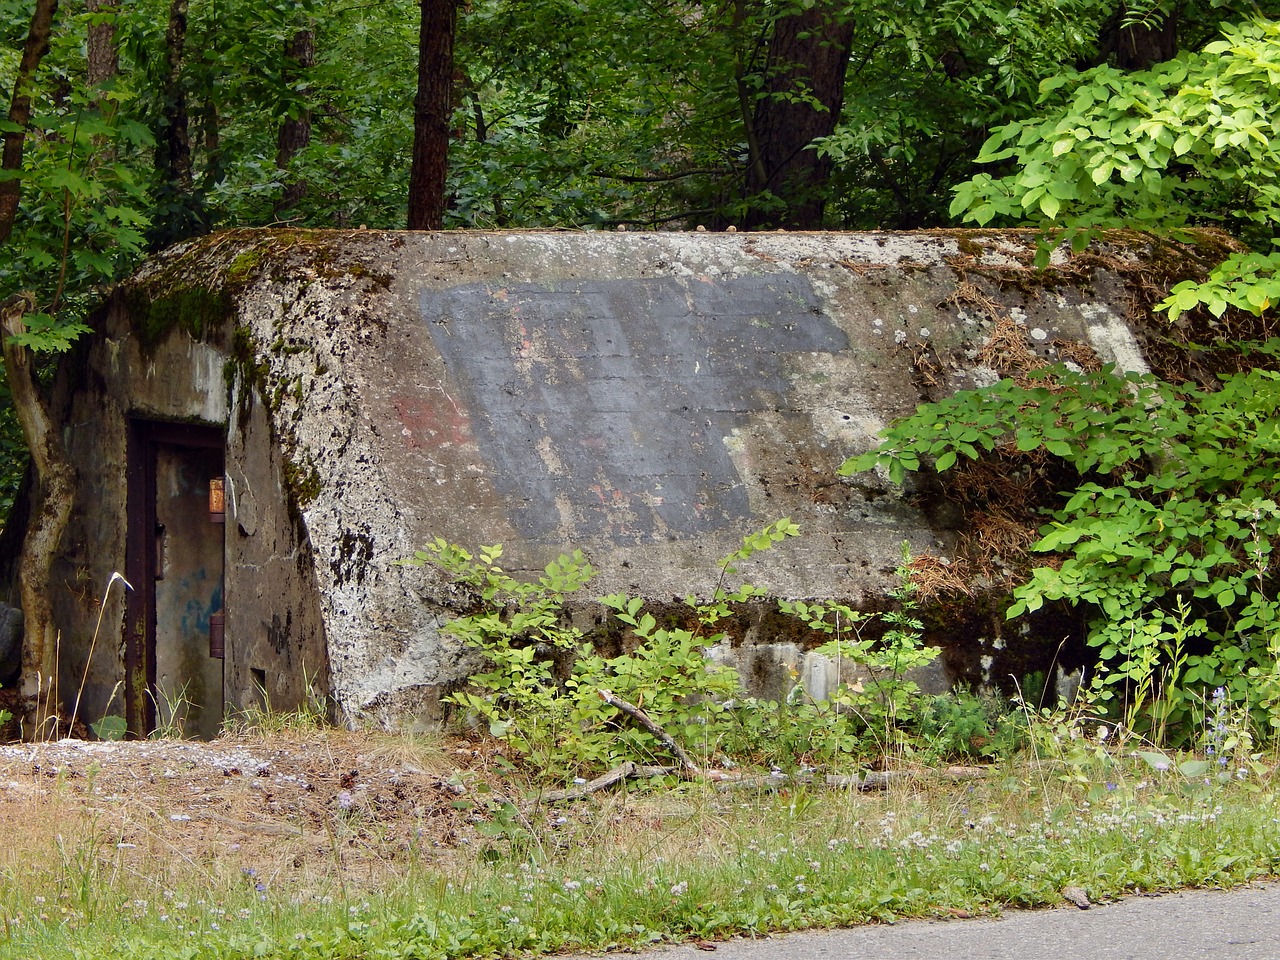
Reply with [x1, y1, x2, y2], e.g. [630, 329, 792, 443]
[337, 790, 354, 811]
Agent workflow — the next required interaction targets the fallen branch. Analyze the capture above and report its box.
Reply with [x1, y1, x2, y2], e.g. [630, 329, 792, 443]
[541, 761, 675, 802]
[717, 765, 990, 794]
[597, 688, 702, 778]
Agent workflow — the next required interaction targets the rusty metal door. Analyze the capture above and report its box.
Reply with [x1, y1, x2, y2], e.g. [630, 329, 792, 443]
[125, 421, 225, 738]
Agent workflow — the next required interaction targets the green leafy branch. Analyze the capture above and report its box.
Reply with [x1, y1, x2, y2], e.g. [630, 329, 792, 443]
[842, 363, 1280, 739]
[950, 16, 1280, 320]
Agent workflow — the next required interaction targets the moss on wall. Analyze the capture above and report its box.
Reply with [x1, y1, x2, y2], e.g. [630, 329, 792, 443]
[125, 285, 233, 355]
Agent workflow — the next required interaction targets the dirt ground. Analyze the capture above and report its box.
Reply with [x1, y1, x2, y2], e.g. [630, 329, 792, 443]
[0, 730, 509, 892]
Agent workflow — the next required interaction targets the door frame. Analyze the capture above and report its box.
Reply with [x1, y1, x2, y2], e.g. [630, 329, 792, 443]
[125, 419, 225, 737]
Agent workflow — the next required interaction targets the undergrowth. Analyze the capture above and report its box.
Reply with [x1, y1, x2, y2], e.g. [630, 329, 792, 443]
[404, 523, 967, 780]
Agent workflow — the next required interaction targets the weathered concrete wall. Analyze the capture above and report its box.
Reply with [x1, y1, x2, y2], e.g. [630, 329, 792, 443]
[40, 228, 1225, 731]
[50, 268, 330, 732]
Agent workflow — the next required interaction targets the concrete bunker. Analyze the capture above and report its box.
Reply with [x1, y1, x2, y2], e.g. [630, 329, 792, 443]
[7, 228, 1228, 736]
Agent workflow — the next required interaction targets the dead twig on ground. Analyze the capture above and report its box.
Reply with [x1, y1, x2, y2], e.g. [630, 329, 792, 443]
[597, 689, 702, 778]
[540, 761, 677, 802]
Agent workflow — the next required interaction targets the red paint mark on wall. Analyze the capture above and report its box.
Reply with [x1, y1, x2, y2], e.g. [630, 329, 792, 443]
[394, 387, 474, 450]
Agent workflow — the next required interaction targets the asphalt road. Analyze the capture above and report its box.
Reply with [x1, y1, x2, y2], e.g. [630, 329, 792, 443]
[561, 883, 1280, 960]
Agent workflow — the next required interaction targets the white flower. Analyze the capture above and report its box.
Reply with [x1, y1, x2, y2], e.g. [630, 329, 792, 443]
[670, 881, 688, 896]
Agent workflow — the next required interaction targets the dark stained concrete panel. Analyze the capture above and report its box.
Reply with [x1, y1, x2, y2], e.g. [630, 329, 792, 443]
[421, 275, 849, 543]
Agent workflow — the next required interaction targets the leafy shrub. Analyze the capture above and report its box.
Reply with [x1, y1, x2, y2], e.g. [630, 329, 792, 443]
[845, 363, 1280, 743]
[915, 690, 1026, 761]
[409, 523, 960, 778]
[781, 541, 939, 753]
[405, 521, 798, 778]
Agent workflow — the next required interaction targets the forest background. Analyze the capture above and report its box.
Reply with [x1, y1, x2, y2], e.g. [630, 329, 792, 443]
[2, 0, 1273, 388]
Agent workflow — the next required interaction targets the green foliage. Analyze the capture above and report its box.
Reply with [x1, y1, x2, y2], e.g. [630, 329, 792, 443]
[782, 542, 938, 751]
[818, 0, 1110, 228]
[726, 544, 943, 769]
[407, 526, 801, 778]
[951, 16, 1280, 317]
[403, 540, 597, 768]
[916, 690, 1026, 760]
[89, 714, 127, 741]
[413, 523, 967, 778]
[844, 363, 1280, 742]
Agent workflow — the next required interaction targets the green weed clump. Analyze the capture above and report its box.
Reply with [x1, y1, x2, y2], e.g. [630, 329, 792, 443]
[405, 523, 966, 780]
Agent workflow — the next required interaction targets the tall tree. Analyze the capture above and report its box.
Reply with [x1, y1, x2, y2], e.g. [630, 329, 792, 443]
[741, 0, 856, 230]
[0, 0, 59, 246]
[407, 0, 459, 229]
[1095, 1, 1181, 69]
[0, 0, 78, 715]
[149, 0, 207, 247]
[85, 0, 119, 88]
[275, 24, 315, 216]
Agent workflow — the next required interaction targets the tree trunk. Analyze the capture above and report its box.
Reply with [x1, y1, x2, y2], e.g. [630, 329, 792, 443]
[0, 0, 60, 246]
[1, 0, 67, 707]
[1094, 2, 1181, 70]
[158, 0, 192, 191]
[149, 0, 204, 247]
[0, 295, 75, 714]
[275, 26, 314, 215]
[407, 0, 459, 230]
[85, 0, 119, 88]
[743, 1, 855, 231]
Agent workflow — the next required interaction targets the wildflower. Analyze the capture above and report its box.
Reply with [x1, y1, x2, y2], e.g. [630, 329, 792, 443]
[563, 880, 581, 891]
[337, 790, 354, 811]
[670, 881, 688, 896]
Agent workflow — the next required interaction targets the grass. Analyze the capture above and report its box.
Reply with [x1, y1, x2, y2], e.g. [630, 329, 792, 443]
[1, 730, 1278, 960]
